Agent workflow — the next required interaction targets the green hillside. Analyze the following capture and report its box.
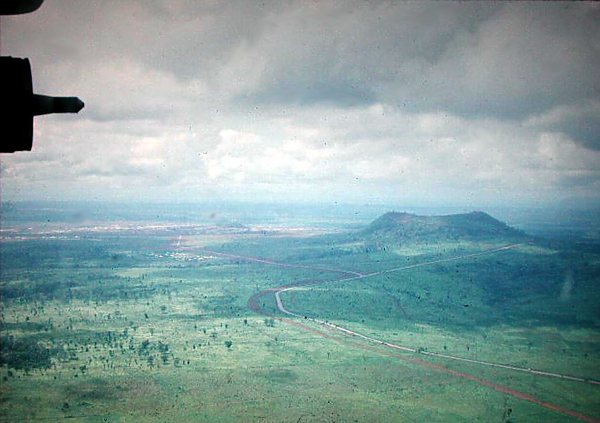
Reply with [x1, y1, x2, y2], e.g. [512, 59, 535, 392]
[361, 211, 524, 243]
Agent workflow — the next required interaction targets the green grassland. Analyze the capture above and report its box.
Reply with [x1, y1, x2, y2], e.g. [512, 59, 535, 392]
[1, 217, 600, 423]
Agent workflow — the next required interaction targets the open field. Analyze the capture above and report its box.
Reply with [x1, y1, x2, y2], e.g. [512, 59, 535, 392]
[1, 210, 600, 422]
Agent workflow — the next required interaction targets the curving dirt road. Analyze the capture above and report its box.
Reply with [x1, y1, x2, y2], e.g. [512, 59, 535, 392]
[201, 245, 600, 422]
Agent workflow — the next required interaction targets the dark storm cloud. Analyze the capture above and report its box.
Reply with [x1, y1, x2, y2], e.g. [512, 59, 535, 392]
[2, 0, 599, 206]
[205, 2, 599, 121]
[224, 2, 500, 109]
[549, 111, 600, 151]
[6, 1, 597, 121]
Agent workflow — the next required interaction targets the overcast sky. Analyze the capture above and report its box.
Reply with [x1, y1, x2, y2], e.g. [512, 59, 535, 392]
[1, 1, 599, 209]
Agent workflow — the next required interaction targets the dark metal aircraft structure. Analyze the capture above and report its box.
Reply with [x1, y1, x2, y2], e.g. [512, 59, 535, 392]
[1, 0, 84, 153]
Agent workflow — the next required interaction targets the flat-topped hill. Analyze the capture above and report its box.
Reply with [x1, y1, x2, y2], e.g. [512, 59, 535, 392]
[362, 211, 523, 242]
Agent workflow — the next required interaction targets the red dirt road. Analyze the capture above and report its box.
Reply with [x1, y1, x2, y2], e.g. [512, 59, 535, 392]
[207, 246, 600, 422]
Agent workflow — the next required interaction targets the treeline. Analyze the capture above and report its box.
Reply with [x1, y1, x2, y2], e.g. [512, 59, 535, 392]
[1, 276, 169, 303]
[284, 244, 387, 261]
[0, 240, 110, 269]
[0, 336, 54, 372]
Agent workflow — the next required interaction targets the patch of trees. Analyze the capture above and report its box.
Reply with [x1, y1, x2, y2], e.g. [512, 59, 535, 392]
[83, 282, 157, 302]
[0, 321, 49, 332]
[0, 336, 55, 371]
[1, 240, 111, 269]
[1, 275, 167, 304]
[286, 247, 356, 261]
[137, 339, 172, 365]
[0, 280, 70, 301]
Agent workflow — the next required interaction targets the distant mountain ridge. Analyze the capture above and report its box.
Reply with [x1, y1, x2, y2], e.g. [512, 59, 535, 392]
[362, 211, 523, 242]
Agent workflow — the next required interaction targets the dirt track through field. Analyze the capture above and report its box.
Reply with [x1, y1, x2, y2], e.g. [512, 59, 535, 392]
[200, 246, 600, 422]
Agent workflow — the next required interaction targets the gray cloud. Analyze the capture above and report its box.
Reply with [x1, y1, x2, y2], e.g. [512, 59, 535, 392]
[549, 111, 600, 151]
[1, 1, 599, 208]
[6, 1, 597, 119]
[213, 2, 599, 120]
[84, 106, 173, 123]
[525, 101, 600, 150]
